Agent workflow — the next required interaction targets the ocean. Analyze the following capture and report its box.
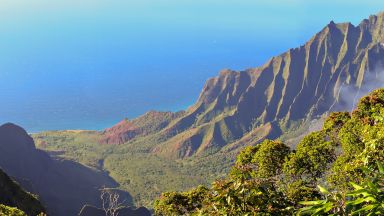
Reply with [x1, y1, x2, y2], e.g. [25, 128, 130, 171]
[0, 0, 381, 132]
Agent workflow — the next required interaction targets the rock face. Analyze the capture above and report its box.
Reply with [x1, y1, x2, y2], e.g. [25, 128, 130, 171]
[105, 12, 384, 158]
[0, 168, 46, 216]
[0, 123, 132, 216]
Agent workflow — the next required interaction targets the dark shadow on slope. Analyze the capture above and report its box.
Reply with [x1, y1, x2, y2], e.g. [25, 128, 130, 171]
[79, 204, 151, 216]
[0, 123, 133, 216]
[0, 168, 46, 216]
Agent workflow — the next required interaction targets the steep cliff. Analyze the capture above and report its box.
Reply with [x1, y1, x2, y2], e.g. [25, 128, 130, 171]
[149, 12, 384, 158]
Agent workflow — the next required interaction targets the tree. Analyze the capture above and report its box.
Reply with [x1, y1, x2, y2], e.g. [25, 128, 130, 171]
[0, 205, 27, 216]
[153, 185, 209, 215]
[323, 111, 351, 136]
[100, 188, 127, 216]
[230, 140, 290, 179]
[203, 177, 291, 215]
[283, 131, 335, 181]
[352, 88, 384, 125]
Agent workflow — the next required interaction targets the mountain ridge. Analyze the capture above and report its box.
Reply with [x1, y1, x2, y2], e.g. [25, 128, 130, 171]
[32, 11, 384, 207]
[102, 12, 384, 159]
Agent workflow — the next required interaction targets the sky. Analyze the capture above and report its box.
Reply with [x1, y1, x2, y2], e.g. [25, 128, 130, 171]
[0, 0, 383, 132]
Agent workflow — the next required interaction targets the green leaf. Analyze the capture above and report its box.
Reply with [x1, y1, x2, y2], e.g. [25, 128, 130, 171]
[299, 200, 325, 205]
[350, 182, 364, 190]
[317, 185, 330, 194]
[377, 162, 384, 174]
[226, 196, 231, 205]
[348, 197, 369, 206]
[347, 189, 370, 197]
[313, 206, 326, 215]
[350, 204, 376, 214]
[323, 202, 334, 212]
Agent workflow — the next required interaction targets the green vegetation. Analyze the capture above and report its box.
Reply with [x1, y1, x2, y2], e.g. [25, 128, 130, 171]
[0, 205, 27, 216]
[33, 130, 215, 207]
[0, 168, 45, 215]
[153, 88, 384, 215]
[33, 130, 105, 168]
[298, 163, 384, 215]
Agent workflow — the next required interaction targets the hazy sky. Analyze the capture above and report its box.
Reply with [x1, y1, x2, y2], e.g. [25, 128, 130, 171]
[0, 0, 383, 131]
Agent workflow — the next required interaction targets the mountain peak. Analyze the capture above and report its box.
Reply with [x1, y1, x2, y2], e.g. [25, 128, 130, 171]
[0, 123, 35, 150]
[328, 20, 336, 27]
[371, 11, 384, 21]
[219, 69, 237, 76]
[0, 123, 28, 134]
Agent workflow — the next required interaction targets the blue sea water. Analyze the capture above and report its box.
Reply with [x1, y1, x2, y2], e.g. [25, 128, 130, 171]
[0, 0, 383, 132]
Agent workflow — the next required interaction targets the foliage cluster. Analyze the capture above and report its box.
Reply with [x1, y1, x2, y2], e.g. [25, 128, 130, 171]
[153, 89, 384, 215]
[0, 204, 26, 216]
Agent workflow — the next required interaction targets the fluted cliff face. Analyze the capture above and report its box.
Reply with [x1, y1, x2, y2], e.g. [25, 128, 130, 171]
[106, 13, 384, 158]
[198, 14, 384, 122]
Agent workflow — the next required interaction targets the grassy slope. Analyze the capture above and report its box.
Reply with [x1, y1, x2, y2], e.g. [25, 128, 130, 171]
[34, 128, 238, 207]
[32, 119, 313, 207]
[33, 130, 211, 207]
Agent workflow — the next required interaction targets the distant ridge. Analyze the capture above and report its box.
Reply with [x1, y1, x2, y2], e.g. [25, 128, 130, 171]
[104, 12, 384, 158]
